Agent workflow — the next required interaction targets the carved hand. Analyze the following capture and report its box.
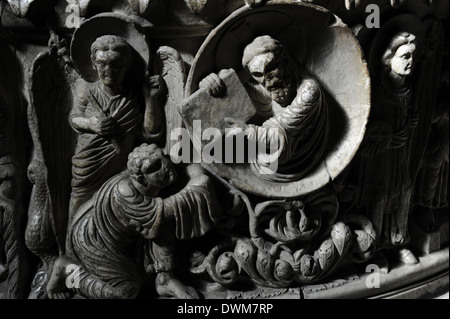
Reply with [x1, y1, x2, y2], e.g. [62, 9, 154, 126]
[186, 173, 210, 188]
[89, 116, 118, 137]
[199, 73, 226, 97]
[224, 117, 248, 138]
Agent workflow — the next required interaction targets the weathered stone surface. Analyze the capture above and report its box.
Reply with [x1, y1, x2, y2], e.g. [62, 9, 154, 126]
[184, 1, 371, 198]
[0, 0, 448, 301]
[180, 68, 256, 135]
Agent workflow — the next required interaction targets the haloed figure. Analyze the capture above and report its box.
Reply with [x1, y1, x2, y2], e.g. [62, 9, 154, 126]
[200, 35, 329, 181]
[69, 35, 141, 218]
[358, 32, 420, 264]
[243, 35, 297, 108]
[68, 35, 162, 220]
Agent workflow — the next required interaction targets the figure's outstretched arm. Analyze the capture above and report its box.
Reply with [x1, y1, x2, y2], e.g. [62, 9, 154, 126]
[142, 73, 163, 140]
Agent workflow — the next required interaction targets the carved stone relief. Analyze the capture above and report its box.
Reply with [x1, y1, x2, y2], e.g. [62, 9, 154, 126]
[0, 0, 448, 300]
[1, 22, 30, 299]
[183, 2, 371, 199]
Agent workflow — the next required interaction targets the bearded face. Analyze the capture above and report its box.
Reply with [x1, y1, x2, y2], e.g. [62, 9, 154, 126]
[247, 52, 295, 107]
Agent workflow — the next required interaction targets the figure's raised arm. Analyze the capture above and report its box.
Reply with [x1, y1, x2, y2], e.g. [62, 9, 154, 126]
[142, 73, 163, 140]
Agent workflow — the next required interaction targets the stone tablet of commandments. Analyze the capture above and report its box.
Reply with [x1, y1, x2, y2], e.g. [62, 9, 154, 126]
[180, 68, 256, 137]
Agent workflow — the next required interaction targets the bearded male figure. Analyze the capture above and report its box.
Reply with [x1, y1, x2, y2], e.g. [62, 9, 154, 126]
[201, 36, 329, 181]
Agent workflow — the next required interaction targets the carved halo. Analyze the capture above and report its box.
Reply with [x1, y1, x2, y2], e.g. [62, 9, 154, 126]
[184, 0, 371, 199]
[70, 12, 151, 83]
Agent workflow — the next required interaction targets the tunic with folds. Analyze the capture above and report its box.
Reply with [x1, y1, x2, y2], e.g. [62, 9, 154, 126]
[248, 78, 328, 182]
[69, 80, 142, 204]
[356, 72, 414, 245]
[67, 172, 221, 284]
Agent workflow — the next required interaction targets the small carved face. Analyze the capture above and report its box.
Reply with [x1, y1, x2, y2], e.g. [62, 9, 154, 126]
[390, 43, 416, 76]
[247, 52, 293, 106]
[93, 50, 128, 87]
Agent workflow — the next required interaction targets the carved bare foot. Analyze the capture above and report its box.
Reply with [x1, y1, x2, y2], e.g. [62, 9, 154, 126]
[155, 272, 200, 299]
[46, 255, 75, 299]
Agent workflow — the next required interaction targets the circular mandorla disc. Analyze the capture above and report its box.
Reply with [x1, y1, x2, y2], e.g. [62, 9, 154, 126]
[70, 12, 151, 83]
[184, 0, 371, 199]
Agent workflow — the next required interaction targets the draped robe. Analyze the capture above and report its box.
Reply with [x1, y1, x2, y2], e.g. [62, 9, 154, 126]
[69, 81, 141, 207]
[357, 72, 414, 246]
[248, 78, 328, 182]
[67, 172, 221, 286]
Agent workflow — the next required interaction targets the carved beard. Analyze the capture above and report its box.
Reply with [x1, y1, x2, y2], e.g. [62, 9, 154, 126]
[269, 84, 292, 106]
[264, 71, 294, 107]
[267, 80, 293, 107]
